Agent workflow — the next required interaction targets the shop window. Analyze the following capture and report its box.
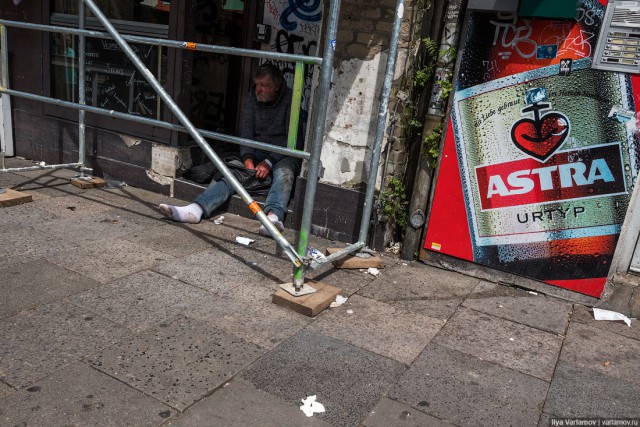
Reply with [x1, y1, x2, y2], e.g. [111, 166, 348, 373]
[49, 0, 170, 119]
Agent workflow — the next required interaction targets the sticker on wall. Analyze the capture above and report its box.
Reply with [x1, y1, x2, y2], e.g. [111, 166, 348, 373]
[537, 44, 558, 59]
[559, 58, 572, 76]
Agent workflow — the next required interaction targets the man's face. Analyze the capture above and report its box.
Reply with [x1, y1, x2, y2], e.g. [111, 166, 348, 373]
[254, 75, 279, 102]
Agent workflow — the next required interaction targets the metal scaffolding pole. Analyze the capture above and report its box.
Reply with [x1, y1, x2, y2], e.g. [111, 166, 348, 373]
[77, 0, 86, 177]
[358, 0, 405, 245]
[292, 0, 342, 290]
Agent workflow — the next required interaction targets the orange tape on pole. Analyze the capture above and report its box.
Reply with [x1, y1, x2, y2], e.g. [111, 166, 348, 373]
[248, 201, 261, 215]
[185, 42, 197, 50]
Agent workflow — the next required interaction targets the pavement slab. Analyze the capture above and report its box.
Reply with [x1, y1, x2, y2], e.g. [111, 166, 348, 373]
[48, 238, 175, 284]
[464, 281, 573, 335]
[190, 282, 311, 350]
[0, 362, 173, 426]
[122, 223, 223, 258]
[544, 360, 640, 419]
[69, 270, 212, 332]
[154, 249, 281, 294]
[0, 382, 13, 398]
[0, 300, 131, 388]
[0, 259, 101, 320]
[31, 193, 116, 219]
[13, 174, 86, 198]
[165, 379, 333, 427]
[571, 304, 640, 341]
[0, 225, 84, 264]
[433, 307, 563, 381]
[359, 262, 480, 320]
[0, 200, 61, 229]
[560, 322, 640, 387]
[308, 294, 444, 365]
[240, 329, 406, 427]
[389, 343, 548, 426]
[361, 397, 457, 427]
[89, 314, 265, 411]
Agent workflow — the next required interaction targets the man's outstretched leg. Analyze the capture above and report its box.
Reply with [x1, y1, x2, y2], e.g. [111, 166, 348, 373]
[259, 157, 300, 236]
[159, 178, 235, 224]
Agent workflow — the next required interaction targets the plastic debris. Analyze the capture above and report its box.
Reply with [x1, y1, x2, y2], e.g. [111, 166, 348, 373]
[214, 215, 225, 225]
[235, 236, 255, 246]
[367, 267, 381, 277]
[528, 291, 538, 295]
[310, 249, 326, 261]
[103, 172, 126, 188]
[346, 309, 354, 314]
[593, 308, 632, 327]
[330, 295, 348, 308]
[300, 395, 325, 417]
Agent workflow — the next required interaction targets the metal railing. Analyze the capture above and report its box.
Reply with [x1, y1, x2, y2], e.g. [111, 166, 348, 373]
[0, 0, 405, 292]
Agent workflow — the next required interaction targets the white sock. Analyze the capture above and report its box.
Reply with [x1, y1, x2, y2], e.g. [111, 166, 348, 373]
[159, 203, 203, 224]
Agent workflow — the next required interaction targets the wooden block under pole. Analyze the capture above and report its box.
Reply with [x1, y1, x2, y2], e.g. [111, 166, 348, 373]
[70, 177, 106, 189]
[0, 188, 32, 208]
[272, 280, 343, 317]
[325, 247, 386, 269]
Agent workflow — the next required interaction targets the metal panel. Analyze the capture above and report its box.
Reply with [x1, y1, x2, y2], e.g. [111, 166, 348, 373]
[592, 0, 640, 74]
[467, 0, 519, 12]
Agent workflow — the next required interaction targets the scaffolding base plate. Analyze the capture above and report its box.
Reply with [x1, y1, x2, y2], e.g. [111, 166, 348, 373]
[326, 248, 386, 269]
[273, 280, 342, 317]
[70, 177, 106, 189]
[0, 188, 32, 208]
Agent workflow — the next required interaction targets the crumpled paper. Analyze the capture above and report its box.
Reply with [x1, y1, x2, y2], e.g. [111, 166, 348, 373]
[214, 215, 224, 225]
[235, 236, 255, 246]
[300, 395, 325, 417]
[367, 267, 381, 277]
[593, 308, 632, 327]
[330, 295, 348, 308]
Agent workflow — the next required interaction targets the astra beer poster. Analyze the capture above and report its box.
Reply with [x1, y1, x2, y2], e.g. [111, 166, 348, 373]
[424, 0, 640, 297]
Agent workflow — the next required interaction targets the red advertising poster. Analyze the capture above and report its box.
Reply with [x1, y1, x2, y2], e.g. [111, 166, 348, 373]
[424, 0, 640, 297]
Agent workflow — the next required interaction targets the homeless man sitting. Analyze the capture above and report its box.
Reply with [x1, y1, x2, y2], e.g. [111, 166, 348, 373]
[159, 63, 300, 236]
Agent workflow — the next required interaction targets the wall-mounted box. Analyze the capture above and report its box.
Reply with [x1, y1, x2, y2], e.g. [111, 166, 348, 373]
[592, 0, 640, 74]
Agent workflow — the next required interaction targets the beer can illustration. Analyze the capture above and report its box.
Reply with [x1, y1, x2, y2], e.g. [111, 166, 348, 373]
[451, 58, 639, 282]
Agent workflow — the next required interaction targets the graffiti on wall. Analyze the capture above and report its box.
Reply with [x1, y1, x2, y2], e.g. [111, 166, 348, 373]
[263, 0, 323, 123]
[424, 0, 640, 297]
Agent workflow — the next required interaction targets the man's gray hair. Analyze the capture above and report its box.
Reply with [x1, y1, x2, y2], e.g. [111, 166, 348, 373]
[255, 63, 285, 90]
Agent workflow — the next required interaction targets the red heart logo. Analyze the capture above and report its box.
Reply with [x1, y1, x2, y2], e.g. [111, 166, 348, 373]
[511, 112, 569, 161]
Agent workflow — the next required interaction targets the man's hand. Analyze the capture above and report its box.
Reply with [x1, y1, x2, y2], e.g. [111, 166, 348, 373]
[243, 159, 255, 170]
[255, 161, 271, 180]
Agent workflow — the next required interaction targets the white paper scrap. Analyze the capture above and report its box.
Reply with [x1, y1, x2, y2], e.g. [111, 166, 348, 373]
[593, 308, 632, 327]
[214, 215, 225, 225]
[330, 295, 348, 308]
[300, 395, 325, 417]
[235, 236, 255, 246]
[367, 267, 380, 277]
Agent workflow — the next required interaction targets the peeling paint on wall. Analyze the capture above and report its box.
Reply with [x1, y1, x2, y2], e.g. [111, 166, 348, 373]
[321, 51, 389, 187]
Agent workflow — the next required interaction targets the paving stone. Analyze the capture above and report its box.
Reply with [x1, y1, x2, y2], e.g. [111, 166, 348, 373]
[359, 262, 479, 320]
[308, 295, 444, 365]
[389, 344, 548, 426]
[13, 173, 86, 198]
[154, 249, 280, 294]
[69, 270, 211, 332]
[572, 304, 640, 341]
[544, 360, 640, 418]
[89, 315, 264, 411]
[0, 226, 84, 262]
[0, 362, 173, 426]
[464, 282, 572, 334]
[361, 397, 456, 427]
[307, 266, 378, 297]
[0, 200, 60, 229]
[0, 300, 131, 388]
[165, 379, 332, 427]
[0, 259, 101, 320]
[121, 223, 220, 257]
[31, 193, 115, 219]
[240, 329, 406, 427]
[560, 322, 640, 387]
[48, 238, 175, 284]
[433, 307, 563, 381]
[190, 282, 311, 350]
[0, 382, 13, 398]
[538, 412, 553, 427]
